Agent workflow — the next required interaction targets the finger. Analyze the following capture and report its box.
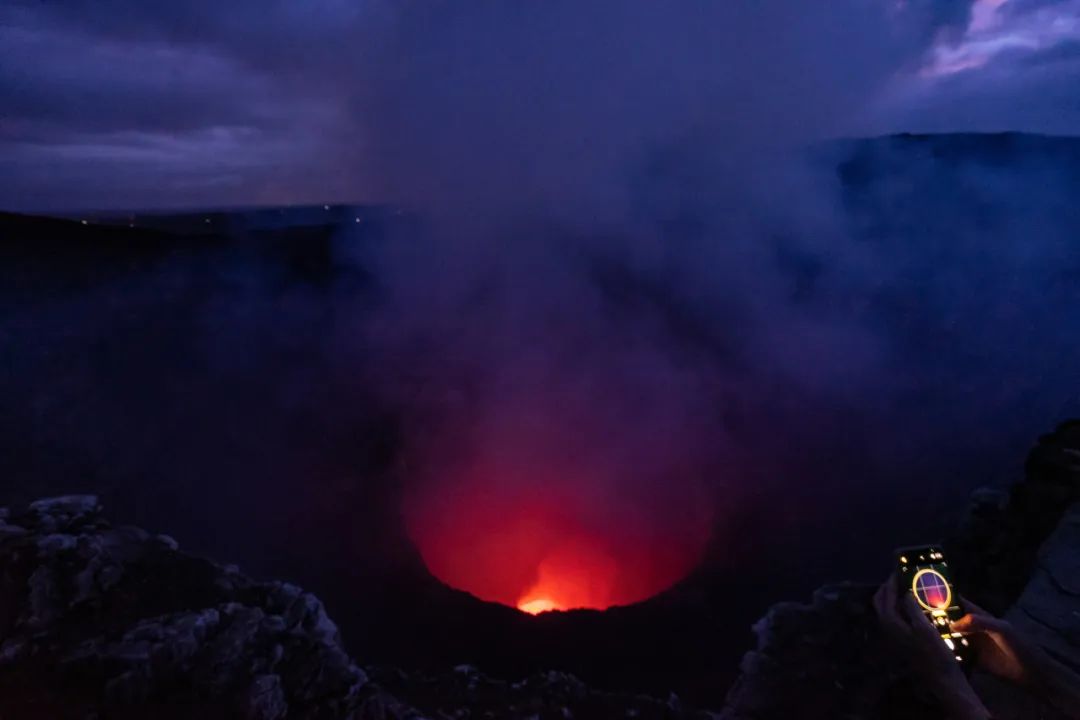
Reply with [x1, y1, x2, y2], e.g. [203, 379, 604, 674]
[951, 613, 979, 633]
[951, 611, 1006, 635]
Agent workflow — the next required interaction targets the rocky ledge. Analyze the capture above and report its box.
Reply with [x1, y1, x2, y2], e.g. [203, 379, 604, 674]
[1, 422, 1078, 719]
[0, 495, 712, 719]
[0, 495, 370, 719]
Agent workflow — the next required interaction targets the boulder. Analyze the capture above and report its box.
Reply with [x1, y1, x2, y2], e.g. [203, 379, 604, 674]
[0, 496, 371, 719]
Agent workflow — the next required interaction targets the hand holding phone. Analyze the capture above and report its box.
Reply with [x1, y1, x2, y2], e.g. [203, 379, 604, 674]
[873, 574, 991, 720]
[895, 545, 973, 664]
[876, 568, 1080, 720]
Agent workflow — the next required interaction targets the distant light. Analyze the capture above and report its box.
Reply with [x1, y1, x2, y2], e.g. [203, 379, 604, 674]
[80, 220, 88, 225]
[900, 556, 907, 564]
[324, 205, 330, 210]
[355, 217, 361, 223]
[204, 218, 211, 224]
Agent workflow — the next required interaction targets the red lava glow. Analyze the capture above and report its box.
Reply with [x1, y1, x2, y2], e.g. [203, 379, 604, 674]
[518, 598, 558, 615]
[404, 454, 714, 614]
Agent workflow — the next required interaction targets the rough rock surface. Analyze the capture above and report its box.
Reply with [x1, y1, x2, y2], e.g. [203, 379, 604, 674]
[0, 495, 370, 719]
[367, 665, 714, 720]
[1, 422, 1078, 719]
[950, 420, 1080, 615]
[0, 495, 714, 719]
[1008, 501, 1080, 674]
[718, 583, 923, 720]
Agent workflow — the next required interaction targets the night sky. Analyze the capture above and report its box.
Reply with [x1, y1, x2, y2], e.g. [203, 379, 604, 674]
[2, 0, 1079, 212]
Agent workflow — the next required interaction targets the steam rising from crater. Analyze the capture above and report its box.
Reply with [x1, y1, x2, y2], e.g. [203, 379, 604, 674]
[354, 0, 979, 610]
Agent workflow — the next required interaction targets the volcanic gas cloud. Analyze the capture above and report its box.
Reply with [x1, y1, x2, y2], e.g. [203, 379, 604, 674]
[401, 356, 717, 614]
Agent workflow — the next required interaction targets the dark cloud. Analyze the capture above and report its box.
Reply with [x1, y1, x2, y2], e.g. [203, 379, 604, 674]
[0, 1, 360, 210]
[353, 0, 977, 216]
[0, 0, 989, 212]
[880, 40, 1080, 134]
[1000, 0, 1072, 17]
[0, 27, 275, 135]
[1022, 38, 1080, 66]
[865, 0, 1080, 135]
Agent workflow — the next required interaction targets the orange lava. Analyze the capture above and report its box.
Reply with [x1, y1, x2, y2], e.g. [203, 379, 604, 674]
[518, 598, 558, 615]
[404, 452, 714, 613]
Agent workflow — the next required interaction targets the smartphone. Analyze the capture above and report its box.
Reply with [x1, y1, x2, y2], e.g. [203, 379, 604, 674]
[895, 545, 972, 664]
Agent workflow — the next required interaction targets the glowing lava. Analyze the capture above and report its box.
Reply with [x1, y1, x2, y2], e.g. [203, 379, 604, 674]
[404, 450, 714, 614]
[398, 334, 719, 614]
[518, 598, 558, 615]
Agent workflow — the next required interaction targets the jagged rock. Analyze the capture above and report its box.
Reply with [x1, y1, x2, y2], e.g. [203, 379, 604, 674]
[718, 584, 932, 720]
[1, 421, 1078, 719]
[951, 420, 1080, 614]
[241, 674, 288, 720]
[21, 495, 104, 535]
[0, 496, 371, 719]
[1007, 502, 1080, 672]
[367, 664, 713, 720]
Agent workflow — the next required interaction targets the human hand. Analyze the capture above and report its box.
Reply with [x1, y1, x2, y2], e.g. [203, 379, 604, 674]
[874, 575, 991, 720]
[952, 598, 1080, 720]
[952, 599, 1046, 686]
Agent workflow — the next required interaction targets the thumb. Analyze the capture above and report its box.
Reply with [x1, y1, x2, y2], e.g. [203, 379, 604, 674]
[951, 612, 1004, 634]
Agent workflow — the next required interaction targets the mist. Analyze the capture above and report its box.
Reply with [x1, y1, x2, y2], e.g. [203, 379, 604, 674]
[346, 0, 985, 607]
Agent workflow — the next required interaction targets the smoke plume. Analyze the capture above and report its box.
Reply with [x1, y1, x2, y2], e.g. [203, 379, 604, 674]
[350, 0, 977, 608]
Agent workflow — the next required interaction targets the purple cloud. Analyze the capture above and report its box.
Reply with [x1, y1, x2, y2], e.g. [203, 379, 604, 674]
[3, 0, 1078, 212]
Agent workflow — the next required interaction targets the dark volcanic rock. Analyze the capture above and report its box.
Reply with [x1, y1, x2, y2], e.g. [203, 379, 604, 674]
[718, 584, 933, 720]
[0, 495, 713, 720]
[367, 665, 714, 720]
[2, 421, 1078, 719]
[0, 495, 370, 719]
[1012, 501, 1080, 673]
[950, 421, 1080, 614]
